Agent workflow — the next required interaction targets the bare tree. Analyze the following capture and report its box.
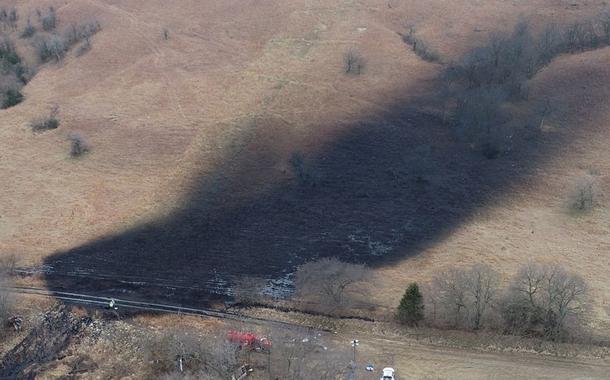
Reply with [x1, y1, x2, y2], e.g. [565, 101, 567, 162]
[343, 49, 365, 75]
[145, 328, 239, 379]
[502, 263, 587, 340]
[441, 18, 610, 158]
[431, 264, 499, 329]
[34, 34, 67, 62]
[266, 326, 349, 380]
[567, 176, 600, 213]
[539, 265, 587, 339]
[431, 268, 468, 328]
[294, 257, 367, 315]
[465, 264, 499, 330]
[536, 23, 564, 66]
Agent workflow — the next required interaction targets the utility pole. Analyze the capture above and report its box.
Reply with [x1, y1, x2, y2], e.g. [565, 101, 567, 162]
[350, 339, 359, 379]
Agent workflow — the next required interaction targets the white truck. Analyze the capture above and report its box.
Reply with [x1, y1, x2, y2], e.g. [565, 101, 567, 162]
[380, 367, 395, 380]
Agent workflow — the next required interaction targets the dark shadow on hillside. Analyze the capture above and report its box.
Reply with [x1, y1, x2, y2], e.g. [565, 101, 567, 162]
[40, 59, 607, 308]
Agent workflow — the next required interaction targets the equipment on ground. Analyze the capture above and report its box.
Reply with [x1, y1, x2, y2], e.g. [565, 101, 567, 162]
[106, 298, 118, 310]
[227, 330, 272, 352]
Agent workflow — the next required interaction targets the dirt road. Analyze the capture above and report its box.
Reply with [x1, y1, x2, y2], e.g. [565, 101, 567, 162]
[338, 334, 610, 380]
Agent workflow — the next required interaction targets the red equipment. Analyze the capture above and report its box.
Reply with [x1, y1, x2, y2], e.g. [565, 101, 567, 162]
[227, 330, 272, 351]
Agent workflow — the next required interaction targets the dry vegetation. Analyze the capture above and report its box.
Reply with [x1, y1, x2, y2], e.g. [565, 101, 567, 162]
[402, 25, 441, 63]
[445, 16, 610, 157]
[343, 49, 365, 75]
[424, 262, 590, 342]
[1, 0, 610, 377]
[294, 257, 368, 316]
[0, 33, 29, 109]
[0, 254, 17, 339]
[280, 258, 595, 344]
[30, 105, 59, 133]
[0, 5, 99, 112]
[68, 132, 90, 158]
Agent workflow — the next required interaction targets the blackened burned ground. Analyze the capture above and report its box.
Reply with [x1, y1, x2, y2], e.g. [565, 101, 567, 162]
[41, 100, 554, 308]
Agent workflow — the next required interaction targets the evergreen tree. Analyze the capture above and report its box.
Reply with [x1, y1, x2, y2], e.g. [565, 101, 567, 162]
[397, 282, 424, 326]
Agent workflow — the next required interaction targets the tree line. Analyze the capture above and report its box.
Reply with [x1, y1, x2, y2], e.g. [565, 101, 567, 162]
[397, 262, 589, 341]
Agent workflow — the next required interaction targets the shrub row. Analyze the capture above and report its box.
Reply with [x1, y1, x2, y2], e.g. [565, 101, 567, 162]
[398, 262, 589, 342]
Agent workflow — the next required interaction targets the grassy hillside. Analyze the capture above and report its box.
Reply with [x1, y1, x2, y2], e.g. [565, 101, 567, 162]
[0, 0, 608, 330]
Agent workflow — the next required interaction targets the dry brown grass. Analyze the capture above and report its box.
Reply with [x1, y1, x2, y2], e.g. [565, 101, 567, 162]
[0, 0, 608, 342]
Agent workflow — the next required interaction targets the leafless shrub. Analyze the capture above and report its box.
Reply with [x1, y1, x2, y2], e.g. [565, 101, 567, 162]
[567, 176, 601, 213]
[31, 116, 59, 132]
[0, 7, 18, 31]
[31, 106, 59, 133]
[68, 133, 90, 158]
[75, 38, 91, 56]
[536, 24, 565, 66]
[63, 20, 101, 46]
[0, 9, 6, 29]
[145, 328, 239, 379]
[449, 21, 535, 94]
[34, 34, 67, 62]
[344, 49, 365, 75]
[402, 26, 441, 62]
[9, 8, 17, 30]
[0, 34, 17, 59]
[266, 327, 350, 380]
[501, 263, 588, 340]
[0, 35, 27, 109]
[0, 271, 15, 337]
[294, 257, 368, 315]
[163, 28, 170, 40]
[430, 264, 499, 330]
[0, 253, 18, 275]
[564, 22, 586, 52]
[39, 7, 57, 32]
[20, 18, 36, 39]
[1, 87, 23, 109]
[233, 276, 267, 305]
[34, 19, 100, 62]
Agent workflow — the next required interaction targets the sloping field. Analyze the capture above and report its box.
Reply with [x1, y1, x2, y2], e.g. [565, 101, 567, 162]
[0, 0, 609, 327]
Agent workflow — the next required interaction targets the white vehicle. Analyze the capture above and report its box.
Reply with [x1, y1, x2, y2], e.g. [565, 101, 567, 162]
[380, 367, 395, 380]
